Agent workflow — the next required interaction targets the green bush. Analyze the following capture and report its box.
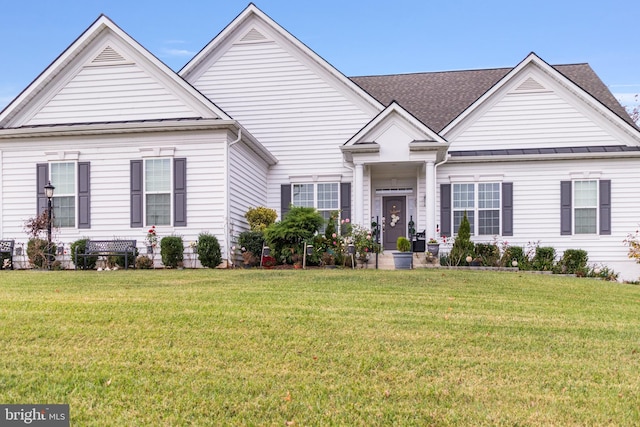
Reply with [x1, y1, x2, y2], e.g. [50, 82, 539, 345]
[501, 246, 530, 270]
[136, 255, 154, 269]
[557, 249, 588, 276]
[245, 206, 277, 231]
[449, 212, 474, 266]
[532, 246, 556, 271]
[27, 238, 56, 269]
[160, 236, 184, 268]
[238, 230, 265, 264]
[109, 246, 139, 269]
[264, 206, 324, 264]
[197, 233, 222, 268]
[396, 237, 411, 252]
[70, 238, 98, 270]
[475, 243, 500, 267]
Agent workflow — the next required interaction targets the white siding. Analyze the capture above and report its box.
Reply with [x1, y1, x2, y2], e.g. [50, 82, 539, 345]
[437, 158, 640, 281]
[27, 64, 202, 126]
[189, 40, 373, 216]
[0, 128, 231, 265]
[228, 137, 270, 233]
[451, 91, 619, 151]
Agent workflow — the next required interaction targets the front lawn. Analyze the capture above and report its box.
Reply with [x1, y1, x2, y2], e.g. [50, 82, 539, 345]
[0, 269, 638, 425]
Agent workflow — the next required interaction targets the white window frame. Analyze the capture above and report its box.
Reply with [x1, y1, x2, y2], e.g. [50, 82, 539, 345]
[50, 161, 77, 228]
[452, 182, 501, 236]
[573, 179, 598, 235]
[144, 158, 173, 226]
[292, 182, 341, 227]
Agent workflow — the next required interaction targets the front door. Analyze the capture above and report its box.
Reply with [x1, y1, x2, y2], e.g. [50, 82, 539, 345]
[383, 196, 406, 250]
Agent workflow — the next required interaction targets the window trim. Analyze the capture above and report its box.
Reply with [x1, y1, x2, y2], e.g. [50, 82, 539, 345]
[452, 182, 502, 236]
[572, 179, 599, 235]
[49, 161, 77, 228]
[144, 158, 173, 227]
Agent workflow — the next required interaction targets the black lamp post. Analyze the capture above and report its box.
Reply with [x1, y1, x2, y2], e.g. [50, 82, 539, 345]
[44, 181, 55, 269]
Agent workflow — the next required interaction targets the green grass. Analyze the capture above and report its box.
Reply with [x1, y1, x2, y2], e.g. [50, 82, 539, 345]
[1, 269, 639, 426]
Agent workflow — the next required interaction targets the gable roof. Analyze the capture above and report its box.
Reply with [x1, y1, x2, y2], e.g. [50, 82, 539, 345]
[351, 60, 637, 133]
[0, 15, 231, 128]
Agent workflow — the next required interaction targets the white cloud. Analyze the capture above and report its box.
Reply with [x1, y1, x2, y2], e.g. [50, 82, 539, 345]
[614, 93, 640, 107]
[161, 48, 197, 57]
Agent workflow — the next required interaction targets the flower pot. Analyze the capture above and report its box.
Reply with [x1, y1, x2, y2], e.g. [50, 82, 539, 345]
[393, 252, 413, 269]
[427, 243, 440, 257]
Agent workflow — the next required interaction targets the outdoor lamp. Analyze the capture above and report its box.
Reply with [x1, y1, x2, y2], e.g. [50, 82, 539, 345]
[44, 181, 55, 199]
[306, 245, 313, 256]
[262, 246, 270, 256]
[347, 244, 355, 255]
[44, 181, 55, 269]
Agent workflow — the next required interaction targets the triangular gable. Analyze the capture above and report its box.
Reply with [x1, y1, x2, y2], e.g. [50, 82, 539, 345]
[180, 3, 383, 116]
[0, 15, 230, 128]
[442, 53, 640, 148]
[342, 101, 449, 162]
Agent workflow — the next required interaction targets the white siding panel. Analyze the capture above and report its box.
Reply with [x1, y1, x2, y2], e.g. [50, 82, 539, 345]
[452, 91, 619, 150]
[0, 129, 231, 263]
[437, 158, 640, 281]
[191, 41, 372, 216]
[27, 64, 201, 126]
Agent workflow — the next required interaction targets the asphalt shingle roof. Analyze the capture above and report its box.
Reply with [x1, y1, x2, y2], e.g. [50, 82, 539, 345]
[350, 63, 636, 133]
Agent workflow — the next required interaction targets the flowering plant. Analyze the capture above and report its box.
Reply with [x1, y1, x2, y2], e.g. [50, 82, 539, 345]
[624, 228, 640, 263]
[146, 225, 158, 248]
[349, 224, 380, 262]
[428, 237, 439, 244]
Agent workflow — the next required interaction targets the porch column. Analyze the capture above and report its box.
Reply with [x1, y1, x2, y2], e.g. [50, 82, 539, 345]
[354, 162, 364, 225]
[425, 160, 436, 238]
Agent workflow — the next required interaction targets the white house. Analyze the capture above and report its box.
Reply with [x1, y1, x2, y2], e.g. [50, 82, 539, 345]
[1, 4, 639, 279]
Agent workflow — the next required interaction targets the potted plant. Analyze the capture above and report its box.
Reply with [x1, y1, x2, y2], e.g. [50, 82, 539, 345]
[427, 238, 440, 257]
[393, 236, 413, 269]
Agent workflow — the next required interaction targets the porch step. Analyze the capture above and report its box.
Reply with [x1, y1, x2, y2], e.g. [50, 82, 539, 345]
[366, 252, 440, 270]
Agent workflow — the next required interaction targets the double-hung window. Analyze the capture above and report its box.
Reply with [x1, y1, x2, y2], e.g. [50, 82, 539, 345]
[573, 180, 598, 234]
[452, 182, 501, 235]
[292, 182, 339, 225]
[50, 162, 76, 228]
[145, 158, 171, 226]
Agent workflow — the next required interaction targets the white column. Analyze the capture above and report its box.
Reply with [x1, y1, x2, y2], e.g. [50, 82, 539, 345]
[354, 162, 364, 225]
[425, 160, 436, 238]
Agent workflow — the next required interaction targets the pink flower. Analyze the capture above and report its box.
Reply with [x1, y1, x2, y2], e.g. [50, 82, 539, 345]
[332, 233, 337, 238]
[345, 218, 350, 223]
[333, 241, 337, 245]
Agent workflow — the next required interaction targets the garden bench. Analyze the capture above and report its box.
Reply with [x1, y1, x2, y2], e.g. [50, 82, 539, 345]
[75, 239, 137, 270]
[0, 239, 15, 270]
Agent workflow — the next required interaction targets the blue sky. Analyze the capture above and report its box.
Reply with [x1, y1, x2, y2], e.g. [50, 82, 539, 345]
[2, 0, 639, 112]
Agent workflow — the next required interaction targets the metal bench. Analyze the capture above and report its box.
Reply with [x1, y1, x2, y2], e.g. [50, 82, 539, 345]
[75, 240, 137, 270]
[0, 240, 15, 270]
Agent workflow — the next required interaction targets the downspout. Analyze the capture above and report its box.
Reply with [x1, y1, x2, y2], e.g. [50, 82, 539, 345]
[225, 127, 242, 267]
[433, 151, 451, 237]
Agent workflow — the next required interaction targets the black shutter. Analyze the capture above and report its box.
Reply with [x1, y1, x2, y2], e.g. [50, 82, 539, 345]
[281, 184, 291, 218]
[502, 182, 513, 236]
[77, 162, 90, 229]
[340, 182, 351, 233]
[440, 184, 451, 237]
[174, 158, 187, 227]
[560, 181, 572, 235]
[130, 160, 143, 228]
[599, 180, 611, 235]
[36, 163, 49, 215]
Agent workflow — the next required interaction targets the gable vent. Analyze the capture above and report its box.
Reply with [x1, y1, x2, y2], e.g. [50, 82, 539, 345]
[92, 46, 127, 64]
[240, 28, 268, 42]
[515, 77, 546, 91]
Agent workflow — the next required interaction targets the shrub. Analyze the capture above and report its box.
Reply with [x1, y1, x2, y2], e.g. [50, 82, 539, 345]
[264, 206, 324, 264]
[238, 230, 265, 265]
[396, 237, 411, 252]
[109, 246, 139, 269]
[27, 238, 56, 269]
[70, 238, 98, 270]
[475, 243, 500, 267]
[532, 246, 556, 271]
[245, 206, 277, 231]
[160, 236, 184, 268]
[136, 255, 154, 269]
[449, 212, 474, 266]
[197, 233, 222, 268]
[557, 249, 588, 276]
[501, 245, 530, 270]
[587, 265, 619, 281]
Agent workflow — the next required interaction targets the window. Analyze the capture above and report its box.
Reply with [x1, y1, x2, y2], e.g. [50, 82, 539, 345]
[145, 158, 171, 226]
[573, 180, 597, 234]
[292, 182, 340, 224]
[50, 162, 76, 227]
[453, 182, 501, 235]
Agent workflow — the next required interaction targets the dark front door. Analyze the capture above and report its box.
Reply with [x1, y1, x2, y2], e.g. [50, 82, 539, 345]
[383, 196, 406, 250]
